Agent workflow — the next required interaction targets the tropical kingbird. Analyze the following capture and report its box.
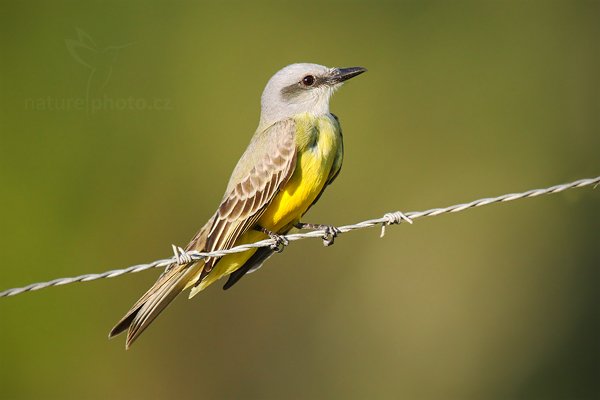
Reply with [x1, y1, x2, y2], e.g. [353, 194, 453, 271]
[109, 63, 366, 348]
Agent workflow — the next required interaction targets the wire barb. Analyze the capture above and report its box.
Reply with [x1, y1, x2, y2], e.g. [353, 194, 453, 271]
[380, 211, 414, 237]
[0, 175, 598, 298]
[172, 245, 193, 265]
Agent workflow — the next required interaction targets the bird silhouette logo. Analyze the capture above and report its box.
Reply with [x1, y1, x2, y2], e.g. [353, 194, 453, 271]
[65, 28, 133, 101]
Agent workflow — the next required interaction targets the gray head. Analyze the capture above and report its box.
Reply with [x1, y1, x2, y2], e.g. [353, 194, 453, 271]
[259, 63, 366, 127]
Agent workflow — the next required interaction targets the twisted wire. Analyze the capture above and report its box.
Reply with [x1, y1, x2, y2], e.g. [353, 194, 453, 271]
[1, 176, 597, 298]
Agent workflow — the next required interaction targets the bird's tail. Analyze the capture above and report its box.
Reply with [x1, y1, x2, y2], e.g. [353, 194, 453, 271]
[108, 261, 203, 349]
[109, 218, 213, 349]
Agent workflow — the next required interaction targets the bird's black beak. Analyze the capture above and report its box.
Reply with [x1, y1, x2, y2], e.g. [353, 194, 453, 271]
[330, 66, 367, 84]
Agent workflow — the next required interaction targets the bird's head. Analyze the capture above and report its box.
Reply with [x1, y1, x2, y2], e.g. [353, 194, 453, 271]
[259, 63, 366, 127]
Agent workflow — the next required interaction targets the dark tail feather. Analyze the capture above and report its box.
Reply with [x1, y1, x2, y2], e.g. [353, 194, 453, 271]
[223, 247, 275, 290]
[109, 308, 141, 338]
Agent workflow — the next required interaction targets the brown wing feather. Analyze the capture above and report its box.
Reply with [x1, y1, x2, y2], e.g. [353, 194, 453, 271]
[200, 120, 297, 277]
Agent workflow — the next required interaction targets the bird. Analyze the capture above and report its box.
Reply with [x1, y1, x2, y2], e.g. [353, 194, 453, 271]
[109, 63, 366, 348]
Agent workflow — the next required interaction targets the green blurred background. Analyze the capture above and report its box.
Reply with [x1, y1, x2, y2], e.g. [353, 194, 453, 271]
[1, 1, 598, 399]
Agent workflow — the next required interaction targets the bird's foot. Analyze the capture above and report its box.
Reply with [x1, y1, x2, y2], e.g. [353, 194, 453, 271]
[255, 226, 289, 253]
[294, 222, 341, 246]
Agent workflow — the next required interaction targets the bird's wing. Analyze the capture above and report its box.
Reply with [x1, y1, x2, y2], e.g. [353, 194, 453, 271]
[328, 114, 343, 184]
[314, 113, 344, 200]
[200, 118, 297, 276]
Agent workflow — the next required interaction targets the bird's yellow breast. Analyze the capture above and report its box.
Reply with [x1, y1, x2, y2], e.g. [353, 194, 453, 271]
[258, 113, 342, 231]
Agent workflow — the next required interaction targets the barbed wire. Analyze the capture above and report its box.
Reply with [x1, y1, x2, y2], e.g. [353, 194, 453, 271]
[1, 176, 598, 298]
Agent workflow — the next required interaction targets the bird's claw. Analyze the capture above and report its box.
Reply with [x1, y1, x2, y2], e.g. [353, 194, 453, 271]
[254, 225, 289, 253]
[294, 222, 342, 247]
[321, 226, 341, 247]
[267, 232, 289, 253]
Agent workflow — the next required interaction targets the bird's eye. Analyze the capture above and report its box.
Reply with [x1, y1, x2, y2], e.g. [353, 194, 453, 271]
[302, 75, 316, 86]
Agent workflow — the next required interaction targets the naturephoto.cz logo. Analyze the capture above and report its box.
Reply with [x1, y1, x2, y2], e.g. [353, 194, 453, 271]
[25, 28, 172, 113]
